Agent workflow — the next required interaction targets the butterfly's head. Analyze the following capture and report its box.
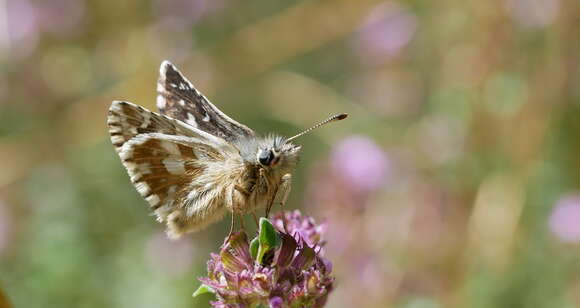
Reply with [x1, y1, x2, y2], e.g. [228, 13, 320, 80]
[256, 113, 348, 170]
[257, 136, 301, 169]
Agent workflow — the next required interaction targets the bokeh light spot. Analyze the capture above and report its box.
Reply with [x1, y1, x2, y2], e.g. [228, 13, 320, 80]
[549, 195, 580, 243]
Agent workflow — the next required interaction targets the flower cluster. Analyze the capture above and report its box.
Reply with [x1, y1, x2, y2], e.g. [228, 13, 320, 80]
[195, 212, 334, 308]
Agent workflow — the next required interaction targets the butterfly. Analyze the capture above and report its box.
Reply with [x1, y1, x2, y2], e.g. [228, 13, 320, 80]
[107, 61, 347, 239]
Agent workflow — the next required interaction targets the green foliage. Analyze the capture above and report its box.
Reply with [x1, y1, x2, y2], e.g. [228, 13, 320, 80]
[250, 236, 259, 260]
[192, 284, 214, 298]
[256, 218, 281, 264]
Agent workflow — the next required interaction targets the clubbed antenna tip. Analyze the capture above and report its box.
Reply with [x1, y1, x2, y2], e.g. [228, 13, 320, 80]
[287, 113, 348, 142]
[335, 113, 348, 120]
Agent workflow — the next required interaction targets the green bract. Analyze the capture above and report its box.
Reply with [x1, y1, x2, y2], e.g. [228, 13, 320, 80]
[256, 217, 281, 264]
[192, 284, 214, 297]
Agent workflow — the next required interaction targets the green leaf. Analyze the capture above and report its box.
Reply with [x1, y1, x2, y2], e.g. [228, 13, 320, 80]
[259, 217, 280, 248]
[256, 243, 268, 265]
[250, 236, 259, 260]
[256, 217, 281, 264]
[192, 284, 214, 297]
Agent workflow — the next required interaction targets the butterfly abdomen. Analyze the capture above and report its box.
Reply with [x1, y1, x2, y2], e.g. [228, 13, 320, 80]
[158, 153, 252, 237]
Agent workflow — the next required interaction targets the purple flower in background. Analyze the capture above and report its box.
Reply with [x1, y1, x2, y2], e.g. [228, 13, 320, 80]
[36, 0, 87, 38]
[331, 135, 389, 192]
[549, 195, 580, 243]
[5, 0, 39, 58]
[353, 2, 417, 65]
[196, 213, 334, 307]
[4, 0, 87, 58]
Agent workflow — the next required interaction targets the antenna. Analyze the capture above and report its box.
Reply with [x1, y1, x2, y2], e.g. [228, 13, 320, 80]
[286, 113, 348, 142]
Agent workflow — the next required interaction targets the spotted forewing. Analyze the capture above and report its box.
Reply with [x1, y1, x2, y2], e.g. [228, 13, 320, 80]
[156, 61, 255, 142]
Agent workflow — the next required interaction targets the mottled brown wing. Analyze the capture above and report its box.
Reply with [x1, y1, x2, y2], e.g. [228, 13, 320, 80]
[107, 101, 235, 237]
[108, 101, 205, 151]
[156, 61, 256, 142]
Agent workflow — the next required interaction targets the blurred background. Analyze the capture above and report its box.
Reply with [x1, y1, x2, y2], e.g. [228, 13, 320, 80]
[1, 0, 580, 307]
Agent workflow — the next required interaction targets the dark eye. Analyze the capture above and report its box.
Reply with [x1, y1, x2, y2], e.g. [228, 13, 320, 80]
[258, 150, 274, 166]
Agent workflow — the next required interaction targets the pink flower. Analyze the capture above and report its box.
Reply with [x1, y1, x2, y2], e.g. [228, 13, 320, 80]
[5, 0, 40, 58]
[549, 195, 580, 243]
[352, 2, 418, 65]
[196, 213, 334, 307]
[331, 136, 389, 192]
[36, 0, 87, 38]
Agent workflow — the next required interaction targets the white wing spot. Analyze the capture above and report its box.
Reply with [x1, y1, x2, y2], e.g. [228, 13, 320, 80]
[109, 127, 122, 134]
[157, 95, 167, 109]
[110, 101, 124, 112]
[202, 113, 210, 122]
[160, 141, 181, 155]
[146, 194, 161, 205]
[140, 112, 151, 128]
[186, 113, 198, 128]
[107, 116, 120, 124]
[160, 60, 171, 77]
[119, 146, 133, 161]
[136, 182, 151, 196]
[123, 161, 136, 170]
[179, 99, 186, 106]
[110, 135, 125, 145]
[162, 158, 186, 175]
[170, 83, 178, 88]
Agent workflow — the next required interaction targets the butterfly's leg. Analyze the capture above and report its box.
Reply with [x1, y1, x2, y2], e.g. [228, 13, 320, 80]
[264, 174, 292, 227]
[238, 214, 246, 231]
[227, 212, 236, 240]
[265, 189, 277, 218]
[233, 185, 250, 233]
[276, 174, 292, 210]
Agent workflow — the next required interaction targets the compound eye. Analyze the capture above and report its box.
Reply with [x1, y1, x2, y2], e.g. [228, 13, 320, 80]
[258, 150, 274, 166]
